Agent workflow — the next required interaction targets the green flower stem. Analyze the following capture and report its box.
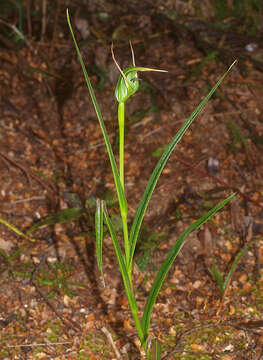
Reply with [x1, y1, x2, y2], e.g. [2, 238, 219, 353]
[122, 214, 130, 270]
[118, 101, 131, 270]
[118, 101, 125, 189]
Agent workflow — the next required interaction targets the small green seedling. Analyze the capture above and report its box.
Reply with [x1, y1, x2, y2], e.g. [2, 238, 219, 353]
[26, 207, 83, 234]
[34, 260, 86, 298]
[210, 240, 255, 299]
[226, 120, 248, 154]
[0, 246, 32, 278]
[67, 9, 235, 358]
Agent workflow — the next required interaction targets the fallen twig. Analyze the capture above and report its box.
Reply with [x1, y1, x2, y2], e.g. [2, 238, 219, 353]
[175, 155, 263, 209]
[101, 326, 121, 359]
[7, 341, 72, 348]
[0, 151, 56, 194]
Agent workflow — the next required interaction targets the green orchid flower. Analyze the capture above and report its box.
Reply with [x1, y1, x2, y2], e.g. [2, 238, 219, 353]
[111, 42, 167, 104]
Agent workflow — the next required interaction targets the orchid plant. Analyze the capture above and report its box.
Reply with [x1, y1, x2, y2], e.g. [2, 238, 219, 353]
[67, 9, 235, 358]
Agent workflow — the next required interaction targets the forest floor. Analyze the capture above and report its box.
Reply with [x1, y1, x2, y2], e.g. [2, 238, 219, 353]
[1, 1, 263, 359]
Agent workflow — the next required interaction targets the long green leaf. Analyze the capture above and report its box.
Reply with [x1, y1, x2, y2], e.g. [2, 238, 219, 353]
[95, 199, 105, 287]
[66, 9, 127, 217]
[128, 61, 236, 271]
[102, 204, 144, 343]
[141, 193, 235, 336]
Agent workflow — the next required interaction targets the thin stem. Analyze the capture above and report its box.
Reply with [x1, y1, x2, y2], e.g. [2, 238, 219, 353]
[122, 214, 130, 270]
[118, 102, 130, 269]
[118, 102, 125, 190]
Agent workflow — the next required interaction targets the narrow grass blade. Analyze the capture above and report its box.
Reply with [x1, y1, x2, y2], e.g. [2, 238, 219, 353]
[141, 193, 235, 335]
[103, 204, 144, 343]
[0, 218, 35, 242]
[154, 339, 161, 360]
[211, 259, 224, 296]
[222, 240, 254, 295]
[26, 208, 83, 234]
[185, 50, 218, 82]
[95, 199, 105, 287]
[66, 9, 127, 217]
[128, 61, 236, 270]
[0, 246, 25, 265]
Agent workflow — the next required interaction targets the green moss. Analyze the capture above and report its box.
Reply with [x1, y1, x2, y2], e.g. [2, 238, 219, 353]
[78, 350, 91, 360]
[79, 332, 112, 358]
[161, 323, 253, 359]
[44, 320, 62, 343]
[32, 346, 45, 356]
